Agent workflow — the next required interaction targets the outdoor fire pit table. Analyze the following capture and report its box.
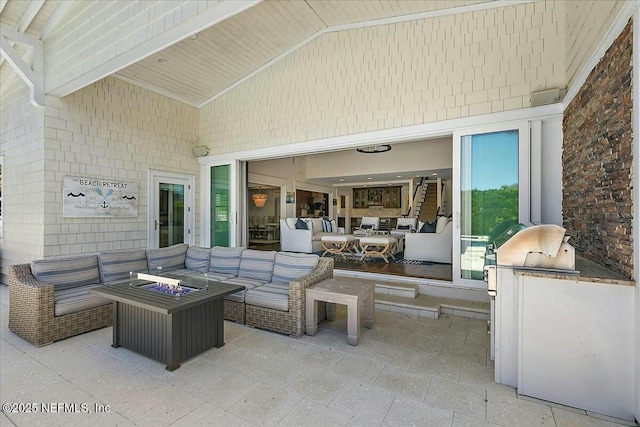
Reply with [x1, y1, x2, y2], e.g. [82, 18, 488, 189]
[91, 273, 244, 371]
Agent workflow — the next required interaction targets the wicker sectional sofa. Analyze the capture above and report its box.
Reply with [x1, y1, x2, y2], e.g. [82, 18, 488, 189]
[8, 244, 333, 347]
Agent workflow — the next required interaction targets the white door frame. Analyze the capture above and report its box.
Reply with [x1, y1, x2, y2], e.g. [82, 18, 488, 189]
[198, 105, 560, 287]
[200, 160, 242, 247]
[452, 121, 531, 289]
[148, 170, 195, 248]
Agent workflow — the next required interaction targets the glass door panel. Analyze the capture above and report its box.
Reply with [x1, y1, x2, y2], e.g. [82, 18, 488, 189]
[460, 129, 521, 280]
[211, 164, 230, 246]
[149, 171, 194, 249]
[159, 183, 185, 247]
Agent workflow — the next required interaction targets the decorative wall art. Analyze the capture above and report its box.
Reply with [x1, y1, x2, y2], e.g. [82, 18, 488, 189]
[286, 192, 295, 204]
[63, 176, 138, 218]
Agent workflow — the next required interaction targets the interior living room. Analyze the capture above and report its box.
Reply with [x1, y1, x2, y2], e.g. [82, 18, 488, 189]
[247, 137, 455, 282]
[1, 1, 639, 426]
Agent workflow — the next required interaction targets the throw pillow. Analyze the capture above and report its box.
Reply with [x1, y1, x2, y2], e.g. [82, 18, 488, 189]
[420, 220, 437, 233]
[435, 215, 449, 233]
[185, 246, 211, 272]
[295, 218, 307, 229]
[360, 224, 373, 229]
[397, 225, 411, 230]
[303, 219, 314, 232]
[322, 219, 333, 233]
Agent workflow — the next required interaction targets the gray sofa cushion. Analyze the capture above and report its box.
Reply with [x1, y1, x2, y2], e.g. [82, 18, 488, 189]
[223, 277, 267, 290]
[31, 255, 100, 290]
[185, 246, 211, 272]
[209, 246, 245, 277]
[98, 249, 148, 284]
[237, 249, 276, 283]
[146, 243, 188, 272]
[163, 269, 206, 281]
[225, 290, 245, 303]
[272, 252, 319, 284]
[245, 282, 289, 311]
[54, 284, 112, 316]
[206, 272, 237, 281]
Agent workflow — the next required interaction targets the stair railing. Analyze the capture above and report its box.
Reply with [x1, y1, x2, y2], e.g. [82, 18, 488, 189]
[408, 177, 426, 217]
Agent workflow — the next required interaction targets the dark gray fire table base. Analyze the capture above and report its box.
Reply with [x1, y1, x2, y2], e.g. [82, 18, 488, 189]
[91, 278, 244, 371]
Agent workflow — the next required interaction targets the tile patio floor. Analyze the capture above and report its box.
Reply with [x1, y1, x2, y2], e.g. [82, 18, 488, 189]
[0, 284, 633, 427]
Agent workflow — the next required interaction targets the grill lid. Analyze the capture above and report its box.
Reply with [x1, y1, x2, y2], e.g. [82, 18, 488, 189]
[494, 224, 575, 269]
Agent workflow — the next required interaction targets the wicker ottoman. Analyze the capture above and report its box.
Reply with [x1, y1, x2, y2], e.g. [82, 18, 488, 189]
[321, 235, 356, 260]
[358, 236, 398, 263]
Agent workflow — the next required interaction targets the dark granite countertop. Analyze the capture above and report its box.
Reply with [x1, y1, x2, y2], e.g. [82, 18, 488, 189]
[513, 256, 635, 286]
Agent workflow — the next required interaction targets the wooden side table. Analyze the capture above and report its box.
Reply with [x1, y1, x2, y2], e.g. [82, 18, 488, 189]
[305, 278, 375, 345]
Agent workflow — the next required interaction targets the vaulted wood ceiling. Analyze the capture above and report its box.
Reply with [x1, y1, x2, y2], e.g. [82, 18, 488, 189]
[1, 0, 492, 106]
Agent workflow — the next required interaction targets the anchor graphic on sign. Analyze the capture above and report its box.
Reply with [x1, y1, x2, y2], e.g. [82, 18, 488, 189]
[95, 188, 114, 208]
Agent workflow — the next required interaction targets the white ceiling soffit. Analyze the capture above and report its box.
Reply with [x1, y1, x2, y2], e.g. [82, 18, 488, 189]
[114, 0, 523, 107]
[1, 1, 531, 104]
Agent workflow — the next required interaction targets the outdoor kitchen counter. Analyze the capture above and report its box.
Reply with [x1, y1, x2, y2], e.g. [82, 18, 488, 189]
[513, 256, 635, 286]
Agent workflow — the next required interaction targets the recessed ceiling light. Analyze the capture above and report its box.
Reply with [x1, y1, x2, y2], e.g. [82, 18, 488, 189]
[432, 172, 438, 176]
[339, 178, 344, 182]
[367, 177, 372, 180]
[396, 175, 402, 178]
[188, 34, 199, 40]
[158, 58, 168, 64]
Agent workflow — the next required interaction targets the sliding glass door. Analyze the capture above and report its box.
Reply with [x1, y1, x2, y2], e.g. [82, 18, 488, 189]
[211, 165, 231, 247]
[202, 161, 246, 248]
[453, 124, 530, 285]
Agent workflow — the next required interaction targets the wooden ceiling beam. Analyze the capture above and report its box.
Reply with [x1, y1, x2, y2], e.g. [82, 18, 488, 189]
[39, 1, 73, 40]
[17, 0, 45, 33]
[0, 26, 44, 106]
[0, 0, 45, 69]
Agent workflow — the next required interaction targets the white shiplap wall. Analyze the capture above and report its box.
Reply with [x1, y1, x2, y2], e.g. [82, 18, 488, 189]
[0, 76, 200, 282]
[0, 81, 46, 279]
[41, 77, 201, 257]
[199, 1, 564, 154]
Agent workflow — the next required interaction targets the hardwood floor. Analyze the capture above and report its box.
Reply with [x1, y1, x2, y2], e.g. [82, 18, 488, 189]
[331, 257, 452, 281]
[247, 240, 453, 281]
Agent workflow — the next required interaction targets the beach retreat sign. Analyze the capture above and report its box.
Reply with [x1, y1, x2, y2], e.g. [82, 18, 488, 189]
[63, 176, 138, 218]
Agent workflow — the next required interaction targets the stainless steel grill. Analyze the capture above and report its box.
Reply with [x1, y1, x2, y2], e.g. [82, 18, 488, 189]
[483, 223, 577, 386]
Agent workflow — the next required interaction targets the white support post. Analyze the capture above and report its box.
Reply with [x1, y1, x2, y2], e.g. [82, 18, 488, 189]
[0, 26, 44, 106]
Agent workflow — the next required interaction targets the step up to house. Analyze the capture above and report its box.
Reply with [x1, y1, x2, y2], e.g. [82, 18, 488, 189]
[374, 282, 418, 299]
[375, 293, 441, 318]
[375, 293, 490, 320]
[328, 276, 490, 320]
[373, 282, 490, 320]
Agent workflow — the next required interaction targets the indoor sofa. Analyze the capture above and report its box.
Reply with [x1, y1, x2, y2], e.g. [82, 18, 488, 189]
[280, 217, 345, 253]
[8, 244, 333, 346]
[404, 216, 453, 263]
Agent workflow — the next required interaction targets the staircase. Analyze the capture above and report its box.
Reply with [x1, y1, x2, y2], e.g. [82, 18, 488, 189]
[334, 276, 490, 320]
[414, 180, 440, 222]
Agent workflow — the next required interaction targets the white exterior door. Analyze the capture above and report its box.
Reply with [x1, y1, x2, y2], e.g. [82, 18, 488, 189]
[148, 170, 195, 248]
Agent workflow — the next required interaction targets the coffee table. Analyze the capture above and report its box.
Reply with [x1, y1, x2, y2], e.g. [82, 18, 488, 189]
[91, 273, 244, 371]
[305, 278, 374, 345]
